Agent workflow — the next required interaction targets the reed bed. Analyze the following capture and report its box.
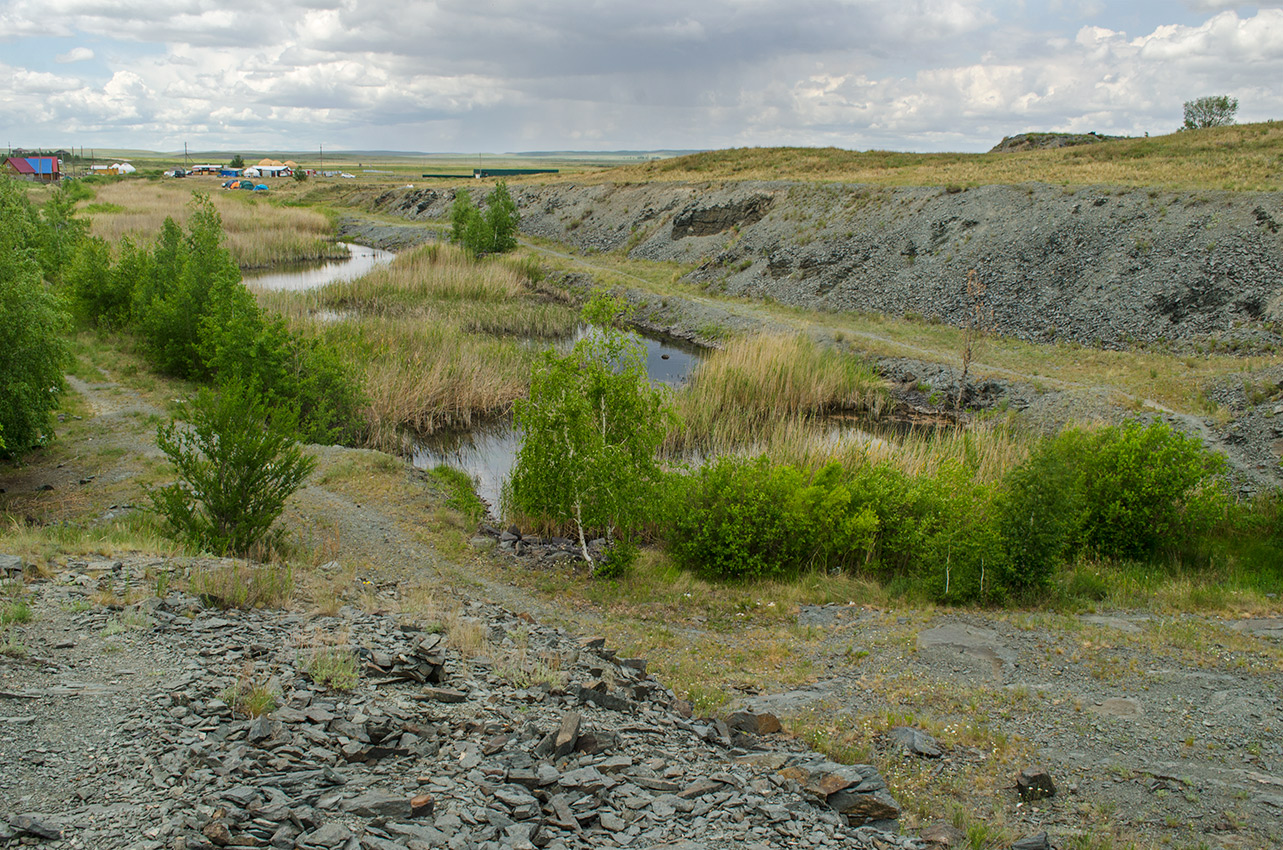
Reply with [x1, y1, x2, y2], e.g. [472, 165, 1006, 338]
[254, 243, 578, 450]
[668, 333, 889, 453]
[322, 317, 534, 451]
[82, 181, 342, 268]
[317, 244, 529, 311]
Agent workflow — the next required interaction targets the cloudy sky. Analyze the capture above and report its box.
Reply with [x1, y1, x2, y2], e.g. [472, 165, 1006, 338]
[2, 1, 1281, 154]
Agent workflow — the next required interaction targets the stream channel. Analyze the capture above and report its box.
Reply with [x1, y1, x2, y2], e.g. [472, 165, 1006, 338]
[244, 242, 396, 290]
[243, 241, 705, 514]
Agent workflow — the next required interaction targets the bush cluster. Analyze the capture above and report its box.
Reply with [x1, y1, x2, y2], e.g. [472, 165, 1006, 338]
[151, 383, 316, 557]
[661, 419, 1252, 602]
[0, 180, 76, 457]
[66, 194, 364, 443]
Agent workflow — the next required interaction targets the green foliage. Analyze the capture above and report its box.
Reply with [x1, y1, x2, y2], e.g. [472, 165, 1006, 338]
[1183, 95, 1238, 130]
[429, 466, 486, 524]
[151, 382, 317, 557]
[507, 293, 673, 567]
[229, 155, 245, 170]
[450, 181, 520, 255]
[67, 235, 143, 328]
[132, 197, 241, 378]
[0, 179, 72, 457]
[66, 192, 363, 444]
[666, 457, 880, 580]
[39, 188, 90, 282]
[1079, 420, 1226, 561]
[997, 431, 1089, 590]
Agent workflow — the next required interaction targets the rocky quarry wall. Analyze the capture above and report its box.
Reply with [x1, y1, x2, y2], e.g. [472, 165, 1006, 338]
[375, 180, 1283, 351]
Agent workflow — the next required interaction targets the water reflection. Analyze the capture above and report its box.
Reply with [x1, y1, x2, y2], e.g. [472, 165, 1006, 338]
[244, 242, 395, 291]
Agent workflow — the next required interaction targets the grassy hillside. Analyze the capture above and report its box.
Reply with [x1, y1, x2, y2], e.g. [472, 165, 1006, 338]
[604, 122, 1283, 191]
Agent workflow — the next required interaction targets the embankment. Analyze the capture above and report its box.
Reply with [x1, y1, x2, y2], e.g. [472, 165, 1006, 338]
[372, 181, 1283, 352]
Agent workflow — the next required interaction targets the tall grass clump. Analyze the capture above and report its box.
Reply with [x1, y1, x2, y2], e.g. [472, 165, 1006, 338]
[317, 243, 528, 312]
[257, 243, 577, 449]
[670, 334, 888, 453]
[322, 316, 534, 450]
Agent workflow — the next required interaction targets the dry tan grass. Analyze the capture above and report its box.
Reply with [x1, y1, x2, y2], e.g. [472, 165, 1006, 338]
[82, 181, 342, 268]
[669, 334, 889, 452]
[599, 122, 1283, 192]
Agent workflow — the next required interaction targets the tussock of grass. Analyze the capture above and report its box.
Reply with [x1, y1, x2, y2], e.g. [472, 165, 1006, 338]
[318, 243, 528, 310]
[189, 563, 294, 609]
[82, 181, 343, 268]
[669, 333, 888, 452]
[301, 646, 359, 691]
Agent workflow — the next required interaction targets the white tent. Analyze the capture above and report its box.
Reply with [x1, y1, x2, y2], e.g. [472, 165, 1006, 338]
[116, 163, 137, 174]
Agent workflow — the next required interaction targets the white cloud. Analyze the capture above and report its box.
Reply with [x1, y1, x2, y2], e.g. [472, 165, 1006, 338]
[55, 46, 94, 62]
[1, 1, 1281, 151]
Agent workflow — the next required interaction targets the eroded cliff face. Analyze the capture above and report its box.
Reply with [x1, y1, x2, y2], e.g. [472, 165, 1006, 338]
[373, 180, 1283, 351]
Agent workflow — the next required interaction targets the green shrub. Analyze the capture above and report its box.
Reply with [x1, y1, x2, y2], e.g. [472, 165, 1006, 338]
[66, 235, 143, 328]
[666, 456, 809, 580]
[997, 430, 1089, 590]
[0, 180, 71, 457]
[666, 458, 884, 581]
[151, 382, 317, 557]
[132, 200, 241, 378]
[1080, 420, 1226, 560]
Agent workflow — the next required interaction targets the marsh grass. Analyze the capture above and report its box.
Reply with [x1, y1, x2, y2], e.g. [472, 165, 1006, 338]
[669, 334, 889, 453]
[256, 244, 578, 449]
[82, 181, 343, 268]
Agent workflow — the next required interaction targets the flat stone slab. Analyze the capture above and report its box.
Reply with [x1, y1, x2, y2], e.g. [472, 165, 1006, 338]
[1081, 615, 1149, 634]
[916, 624, 1015, 679]
[1089, 697, 1143, 718]
[1230, 618, 1283, 640]
[733, 680, 843, 717]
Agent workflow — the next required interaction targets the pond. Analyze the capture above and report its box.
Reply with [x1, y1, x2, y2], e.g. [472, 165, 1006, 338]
[243, 242, 396, 291]
[412, 331, 704, 513]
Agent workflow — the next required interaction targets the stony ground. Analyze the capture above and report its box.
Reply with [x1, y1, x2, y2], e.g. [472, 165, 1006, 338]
[3, 364, 1281, 850]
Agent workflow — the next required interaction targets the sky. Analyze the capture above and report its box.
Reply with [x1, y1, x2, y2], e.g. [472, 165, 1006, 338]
[2, 1, 1281, 155]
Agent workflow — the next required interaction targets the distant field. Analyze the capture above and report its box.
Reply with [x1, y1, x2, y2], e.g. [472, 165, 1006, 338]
[58, 123, 1283, 192]
[603, 122, 1283, 191]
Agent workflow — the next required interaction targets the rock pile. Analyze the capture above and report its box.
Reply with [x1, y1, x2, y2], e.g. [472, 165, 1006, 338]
[3, 561, 924, 850]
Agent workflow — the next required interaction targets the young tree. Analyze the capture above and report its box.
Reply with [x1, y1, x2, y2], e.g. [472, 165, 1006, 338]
[229, 154, 245, 170]
[1183, 95, 1238, 129]
[484, 181, 520, 253]
[507, 294, 673, 570]
[151, 382, 316, 557]
[449, 181, 520, 255]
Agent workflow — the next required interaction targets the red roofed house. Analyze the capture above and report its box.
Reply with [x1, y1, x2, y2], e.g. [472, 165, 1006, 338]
[3, 156, 61, 183]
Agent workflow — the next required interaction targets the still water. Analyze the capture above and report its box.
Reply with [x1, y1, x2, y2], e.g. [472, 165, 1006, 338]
[243, 242, 395, 290]
[412, 331, 704, 513]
